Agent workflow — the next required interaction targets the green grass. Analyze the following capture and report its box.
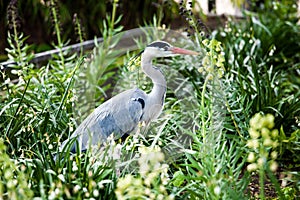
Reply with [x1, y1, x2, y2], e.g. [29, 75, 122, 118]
[0, 0, 299, 199]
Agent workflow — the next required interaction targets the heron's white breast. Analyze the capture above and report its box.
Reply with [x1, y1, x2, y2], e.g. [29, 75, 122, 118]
[142, 96, 164, 124]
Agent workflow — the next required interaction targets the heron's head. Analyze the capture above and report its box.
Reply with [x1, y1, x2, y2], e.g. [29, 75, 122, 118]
[143, 41, 198, 58]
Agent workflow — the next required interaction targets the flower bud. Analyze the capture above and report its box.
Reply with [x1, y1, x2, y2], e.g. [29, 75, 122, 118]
[263, 138, 273, 147]
[247, 152, 256, 163]
[249, 128, 260, 139]
[247, 163, 258, 172]
[271, 151, 278, 159]
[271, 129, 278, 138]
[269, 161, 278, 172]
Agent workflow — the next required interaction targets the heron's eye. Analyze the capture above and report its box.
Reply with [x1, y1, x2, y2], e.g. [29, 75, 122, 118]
[162, 46, 169, 51]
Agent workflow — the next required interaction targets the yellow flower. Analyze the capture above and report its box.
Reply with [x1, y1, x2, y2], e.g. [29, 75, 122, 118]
[247, 152, 256, 163]
[261, 127, 270, 138]
[269, 161, 278, 172]
[249, 128, 260, 139]
[247, 139, 259, 149]
[247, 163, 258, 172]
[271, 151, 278, 159]
[201, 56, 210, 67]
[272, 140, 279, 148]
[207, 73, 213, 80]
[250, 113, 263, 129]
[116, 174, 134, 191]
[263, 138, 273, 147]
[198, 67, 204, 73]
[257, 157, 265, 167]
[271, 129, 279, 138]
[265, 114, 275, 129]
[202, 39, 209, 47]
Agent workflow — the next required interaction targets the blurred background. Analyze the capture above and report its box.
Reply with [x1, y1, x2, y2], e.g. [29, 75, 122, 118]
[2, 0, 296, 61]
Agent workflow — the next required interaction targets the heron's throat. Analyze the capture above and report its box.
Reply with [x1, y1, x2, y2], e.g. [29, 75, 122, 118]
[141, 56, 167, 105]
[141, 56, 166, 86]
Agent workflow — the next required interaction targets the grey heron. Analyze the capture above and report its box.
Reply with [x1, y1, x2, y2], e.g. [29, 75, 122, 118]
[58, 41, 198, 154]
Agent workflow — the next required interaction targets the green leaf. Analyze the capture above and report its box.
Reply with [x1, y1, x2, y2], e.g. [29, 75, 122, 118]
[172, 171, 185, 187]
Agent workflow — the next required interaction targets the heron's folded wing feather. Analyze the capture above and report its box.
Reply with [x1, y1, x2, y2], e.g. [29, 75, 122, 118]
[60, 89, 146, 152]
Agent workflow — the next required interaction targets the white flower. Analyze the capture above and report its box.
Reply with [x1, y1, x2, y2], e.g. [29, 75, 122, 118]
[4, 78, 11, 85]
[157, 194, 164, 200]
[144, 188, 151, 195]
[250, 113, 262, 129]
[93, 189, 99, 197]
[48, 190, 56, 200]
[116, 175, 133, 191]
[54, 188, 60, 195]
[139, 163, 150, 176]
[73, 185, 81, 193]
[159, 185, 166, 192]
[214, 186, 221, 195]
[6, 179, 16, 189]
[72, 162, 78, 171]
[57, 174, 65, 182]
[265, 114, 275, 129]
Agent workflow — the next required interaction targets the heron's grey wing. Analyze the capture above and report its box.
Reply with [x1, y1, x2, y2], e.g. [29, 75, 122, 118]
[61, 88, 146, 153]
[58, 108, 110, 153]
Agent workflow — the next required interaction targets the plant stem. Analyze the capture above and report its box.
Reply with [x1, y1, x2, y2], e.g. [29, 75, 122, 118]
[267, 168, 284, 198]
[110, 0, 118, 31]
[55, 58, 83, 119]
[103, 0, 118, 53]
[225, 100, 243, 137]
[75, 16, 84, 57]
[12, 23, 21, 63]
[5, 79, 31, 141]
[259, 167, 265, 200]
[50, 0, 65, 65]
[201, 75, 209, 139]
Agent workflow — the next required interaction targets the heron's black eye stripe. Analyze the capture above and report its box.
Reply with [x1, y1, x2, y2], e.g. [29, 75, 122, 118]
[163, 46, 169, 51]
[147, 41, 171, 50]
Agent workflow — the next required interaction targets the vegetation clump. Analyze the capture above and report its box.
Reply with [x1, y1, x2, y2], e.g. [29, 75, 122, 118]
[0, 0, 299, 199]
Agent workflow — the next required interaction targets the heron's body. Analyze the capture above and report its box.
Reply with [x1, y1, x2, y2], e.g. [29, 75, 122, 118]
[64, 87, 164, 152]
[58, 41, 197, 154]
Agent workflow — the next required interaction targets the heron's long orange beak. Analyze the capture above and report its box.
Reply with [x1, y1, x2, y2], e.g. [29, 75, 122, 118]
[170, 47, 199, 55]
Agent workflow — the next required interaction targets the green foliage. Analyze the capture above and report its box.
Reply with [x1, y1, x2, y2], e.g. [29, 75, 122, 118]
[213, 0, 300, 197]
[246, 113, 283, 199]
[115, 146, 173, 200]
[0, 139, 33, 199]
[278, 129, 300, 164]
[0, 0, 299, 199]
[0, 0, 120, 198]
[215, 1, 300, 134]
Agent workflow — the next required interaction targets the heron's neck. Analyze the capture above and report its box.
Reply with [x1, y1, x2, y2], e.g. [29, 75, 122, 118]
[141, 55, 166, 104]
